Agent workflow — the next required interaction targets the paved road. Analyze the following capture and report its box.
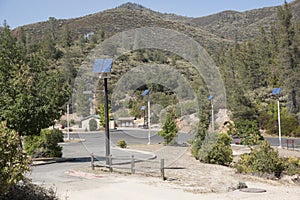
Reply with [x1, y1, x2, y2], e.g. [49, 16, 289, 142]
[29, 129, 300, 200]
[62, 129, 159, 161]
[29, 129, 160, 199]
[64, 128, 194, 146]
[65, 129, 300, 149]
[265, 137, 300, 148]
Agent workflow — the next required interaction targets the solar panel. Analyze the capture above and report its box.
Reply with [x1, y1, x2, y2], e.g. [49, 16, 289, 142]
[93, 58, 113, 73]
[141, 106, 146, 110]
[141, 89, 149, 96]
[208, 95, 214, 100]
[272, 88, 281, 95]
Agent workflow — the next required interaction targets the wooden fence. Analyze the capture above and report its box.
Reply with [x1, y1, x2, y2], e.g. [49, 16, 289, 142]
[90, 153, 166, 180]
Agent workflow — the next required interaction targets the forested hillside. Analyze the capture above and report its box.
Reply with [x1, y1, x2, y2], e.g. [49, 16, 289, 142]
[1, 1, 300, 137]
[217, 2, 300, 137]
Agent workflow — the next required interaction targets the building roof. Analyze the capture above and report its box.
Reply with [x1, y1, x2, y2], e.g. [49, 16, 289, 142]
[117, 117, 135, 121]
[81, 115, 100, 121]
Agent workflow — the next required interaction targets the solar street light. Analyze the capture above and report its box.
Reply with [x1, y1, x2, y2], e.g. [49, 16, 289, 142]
[93, 58, 113, 164]
[272, 88, 282, 148]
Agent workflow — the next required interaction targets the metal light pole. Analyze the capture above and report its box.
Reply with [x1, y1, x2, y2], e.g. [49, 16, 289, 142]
[93, 58, 113, 165]
[142, 89, 151, 144]
[277, 99, 282, 148]
[141, 106, 146, 127]
[67, 104, 70, 140]
[272, 88, 282, 148]
[208, 95, 214, 133]
[147, 94, 151, 144]
[104, 77, 110, 161]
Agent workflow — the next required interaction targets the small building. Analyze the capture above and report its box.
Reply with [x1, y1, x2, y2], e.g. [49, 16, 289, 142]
[80, 115, 100, 131]
[116, 117, 135, 127]
[84, 32, 95, 40]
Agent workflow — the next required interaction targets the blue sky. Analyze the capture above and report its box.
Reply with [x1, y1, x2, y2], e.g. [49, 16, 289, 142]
[0, 0, 293, 29]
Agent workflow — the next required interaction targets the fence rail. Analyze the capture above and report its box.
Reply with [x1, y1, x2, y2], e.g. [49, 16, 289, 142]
[90, 153, 166, 180]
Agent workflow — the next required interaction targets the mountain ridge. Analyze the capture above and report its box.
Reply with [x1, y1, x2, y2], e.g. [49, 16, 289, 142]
[12, 1, 300, 50]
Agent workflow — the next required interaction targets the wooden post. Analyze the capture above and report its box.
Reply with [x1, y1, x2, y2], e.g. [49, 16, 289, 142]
[161, 159, 165, 180]
[108, 154, 113, 172]
[91, 153, 94, 170]
[287, 139, 295, 151]
[131, 155, 135, 174]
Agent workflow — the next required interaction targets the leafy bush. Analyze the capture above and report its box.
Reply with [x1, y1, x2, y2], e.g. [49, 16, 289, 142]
[117, 140, 127, 148]
[193, 132, 233, 166]
[235, 141, 286, 177]
[259, 106, 299, 137]
[228, 120, 263, 145]
[59, 120, 67, 128]
[89, 119, 98, 131]
[0, 122, 30, 194]
[293, 126, 300, 137]
[191, 137, 204, 159]
[24, 129, 63, 158]
[284, 157, 300, 176]
[0, 178, 58, 200]
[70, 119, 76, 125]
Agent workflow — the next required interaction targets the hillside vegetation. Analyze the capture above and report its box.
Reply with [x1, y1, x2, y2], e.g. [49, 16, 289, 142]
[2, 1, 300, 137]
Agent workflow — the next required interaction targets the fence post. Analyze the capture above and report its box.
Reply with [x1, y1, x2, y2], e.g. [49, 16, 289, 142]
[108, 154, 113, 172]
[131, 155, 135, 174]
[91, 153, 94, 170]
[161, 159, 165, 180]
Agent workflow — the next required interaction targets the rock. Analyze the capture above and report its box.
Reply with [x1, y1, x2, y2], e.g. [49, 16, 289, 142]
[237, 181, 248, 189]
[227, 186, 237, 192]
[291, 174, 300, 183]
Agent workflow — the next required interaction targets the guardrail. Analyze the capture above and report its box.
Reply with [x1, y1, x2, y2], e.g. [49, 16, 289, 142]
[90, 153, 168, 180]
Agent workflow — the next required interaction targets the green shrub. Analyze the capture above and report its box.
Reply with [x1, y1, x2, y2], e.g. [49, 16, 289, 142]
[0, 178, 58, 200]
[228, 120, 263, 145]
[235, 141, 286, 177]
[0, 122, 30, 194]
[259, 106, 299, 137]
[89, 119, 98, 131]
[292, 126, 300, 137]
[24, 129, 63, 158]
[194, 133, 233, 166]
[70, 119, 76, 125]
[284, 157, 300, 175]
[117, 140, 127, 148]
[59, 120, 67, 128]
[191, 137, 204, 159]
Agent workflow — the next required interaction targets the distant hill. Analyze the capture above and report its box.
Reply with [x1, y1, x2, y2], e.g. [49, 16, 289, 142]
[13, 1, 300, 51]
[186, 0, 300, 41]
[14, 2, 229, 53]
[7, 1, 300, 134]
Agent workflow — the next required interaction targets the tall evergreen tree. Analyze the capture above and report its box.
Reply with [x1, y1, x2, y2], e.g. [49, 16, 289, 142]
[0, 25, 70, 136]
[61, 25, 72, 48]
[277, 1, 300, 112]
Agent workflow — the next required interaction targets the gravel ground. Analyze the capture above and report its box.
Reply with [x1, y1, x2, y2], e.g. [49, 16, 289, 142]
[123, 144, 300, 193]
[68, 144, 300, 200]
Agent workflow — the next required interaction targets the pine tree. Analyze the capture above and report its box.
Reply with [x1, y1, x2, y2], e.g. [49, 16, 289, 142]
[158, 110, 178, 145]
[277, 1, 300, 112]
[75, 80, 91, 118]
[61, 25, 72, 48]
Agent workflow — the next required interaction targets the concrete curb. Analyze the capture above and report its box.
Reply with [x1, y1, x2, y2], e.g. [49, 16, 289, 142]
[31, 148, 157, 166]
[112, 147, 157, 160]
[31, 157, 77, 166]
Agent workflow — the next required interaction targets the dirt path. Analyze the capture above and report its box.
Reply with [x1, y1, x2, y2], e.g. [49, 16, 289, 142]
[70, 144, 300, 200]
[125, 144, 300, 193]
